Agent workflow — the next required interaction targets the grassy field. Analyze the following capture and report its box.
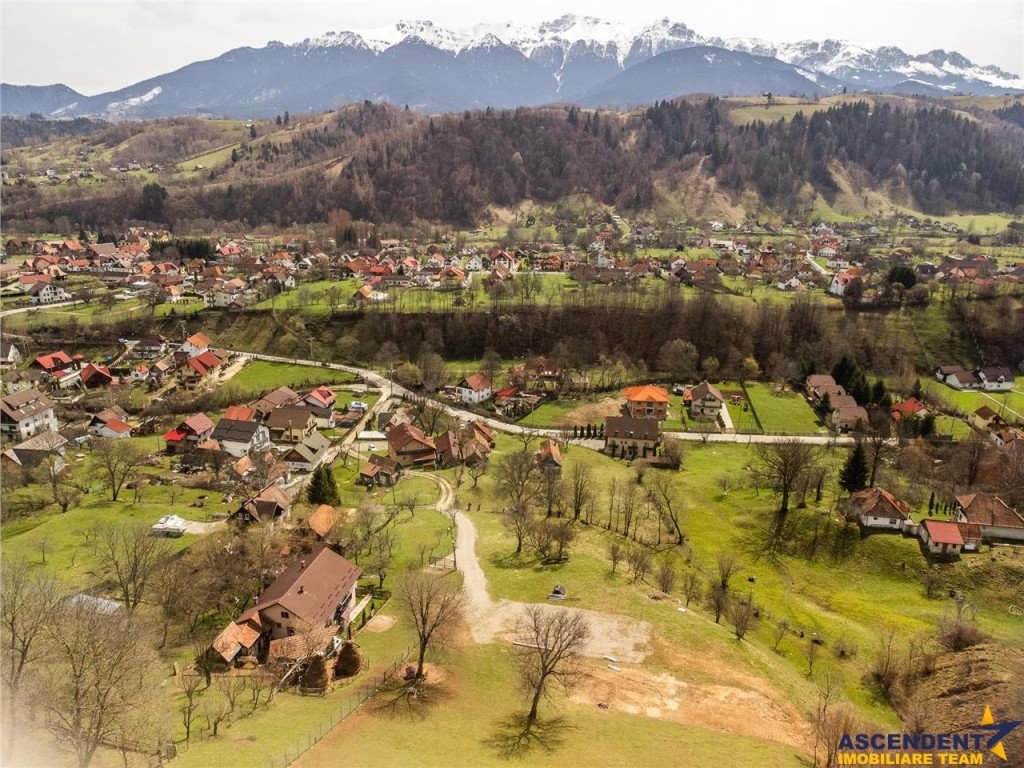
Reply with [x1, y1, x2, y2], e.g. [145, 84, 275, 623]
[230, 361, 357, 393]
[919, 379, 1024, 421]
[743, 382, 827, 434]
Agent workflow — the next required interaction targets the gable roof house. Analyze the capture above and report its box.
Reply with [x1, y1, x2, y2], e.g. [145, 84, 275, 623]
[454, 374, 492, 405]
[0, 341, 24, 369]
[265, 407, 318, 445]
[88, 406, 134, 439]
[233, 481, 293, 526]
[977, 366, 1015, 392]
[177, 350, 222, 390]
[304, 504, 341, 540]
[162, 412, 215, 454]
[358, 454, 402, 486]
[833, 404, 869, 432]
[210, 546, 361, 666]
[0, 388, 59, 440]
[280, 431, 332, 472]
[919, 519, 964, 559]
[386, 423, 437, 468]
[537, 439, 563, 473]
[846, 487, 912, 530]
[604, 416, 660, 460]
[176, 332, 212, 362]
[254, 386, 300, 419]
[209, 418, 272, 458]
[954, 493, 1024, 542]
[1, 430, 68, 470]
[688, 381, 724, 421]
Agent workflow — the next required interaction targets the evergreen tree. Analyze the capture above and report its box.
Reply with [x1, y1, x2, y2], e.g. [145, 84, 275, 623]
[307, 464, 339, 506]
[839, 443, 869, 493]
[912, 379, 923, 400]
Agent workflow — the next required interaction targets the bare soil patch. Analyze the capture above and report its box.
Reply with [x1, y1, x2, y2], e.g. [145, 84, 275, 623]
[363, 614, 396, 633]
[556, 397, 625, 427]
[573, 663, 812, 751]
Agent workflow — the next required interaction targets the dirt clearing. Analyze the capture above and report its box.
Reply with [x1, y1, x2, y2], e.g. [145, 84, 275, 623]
[555, 397, 625, 427]
[363, 614, 397, 633]
[573, 663, 812, 751]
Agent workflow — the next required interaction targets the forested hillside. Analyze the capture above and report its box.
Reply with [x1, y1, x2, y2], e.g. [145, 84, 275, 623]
[4, 98, 1023, 229]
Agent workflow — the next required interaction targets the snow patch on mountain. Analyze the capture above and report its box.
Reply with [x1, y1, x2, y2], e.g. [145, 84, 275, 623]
[103, 86, 162, 117]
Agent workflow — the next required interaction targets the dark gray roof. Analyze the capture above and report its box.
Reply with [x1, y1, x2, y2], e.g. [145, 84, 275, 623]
[210, 418, 260, 443]
[605, 416, 659, 441]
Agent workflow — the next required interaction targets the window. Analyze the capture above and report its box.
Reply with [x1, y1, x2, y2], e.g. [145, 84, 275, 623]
[280, 611, 290, 618]
[287, 627, 295, 636]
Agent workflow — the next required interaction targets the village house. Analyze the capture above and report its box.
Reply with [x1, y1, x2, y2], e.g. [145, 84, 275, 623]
[209, 418, 272, 458]
[919, 519, 964, 559]
[265, 407, 318, 445]
[605, 416, 660, 460]
[176, 332, 212, 362]
[254, 386, 301, 419]
[303, 504, 340, 541]
[891, 398, 927, 422]
[977, 366, 1015, 392]
[1, 430, 68, 470]
[359, 454, 403, 486]
[0, 341, 23, 369]
[80, 363, 115, 388]
[435, 430, 463, 468]
[135, 335, 169, 358]
[833, 404, 869, 432]
[232, 481, 293, 526]
[953, 493, 1024, 543]
[177, 350, 223, 390]
[511, 357, 562, 393]
[688, 381, 724, 421]
[280, 432, 332, 472]
[624, 385, 670, 420]
[210, 546, 360, 667]
[162, 413, 216, 454]
[454, 374, 492, 405]
[0, 388, 59, 440]
[846, 487, 912, 530]
[89, 406, 134, 439]
[537, 439, 563, 473]
[387, 423, 437, 468]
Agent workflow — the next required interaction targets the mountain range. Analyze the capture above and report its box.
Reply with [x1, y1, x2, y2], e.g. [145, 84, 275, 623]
[3, 15, 1022, 119]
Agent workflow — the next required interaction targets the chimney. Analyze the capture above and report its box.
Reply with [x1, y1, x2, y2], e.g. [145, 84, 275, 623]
[298, 585, 305, 594]
[300, 560, 306, 569]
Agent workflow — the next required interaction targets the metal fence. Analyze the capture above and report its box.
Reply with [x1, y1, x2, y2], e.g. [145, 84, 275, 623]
[261, 641, 417, 768]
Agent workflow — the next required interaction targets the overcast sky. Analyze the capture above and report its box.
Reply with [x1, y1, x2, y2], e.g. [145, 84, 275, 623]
[3, 0, 1022, 94]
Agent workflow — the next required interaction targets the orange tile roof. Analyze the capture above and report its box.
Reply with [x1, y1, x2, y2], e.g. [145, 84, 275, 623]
[624, 385, 671, 403]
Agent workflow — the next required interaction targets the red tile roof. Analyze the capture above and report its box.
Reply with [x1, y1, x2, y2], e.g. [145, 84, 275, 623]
[924, 519, 964, 546]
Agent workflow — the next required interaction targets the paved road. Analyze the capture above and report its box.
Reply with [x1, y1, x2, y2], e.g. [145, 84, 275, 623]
[228, 350, 853, 446]
[0, 298, 81, 317]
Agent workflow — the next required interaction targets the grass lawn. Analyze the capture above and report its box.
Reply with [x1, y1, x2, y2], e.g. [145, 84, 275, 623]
[517, 399, 583, 428]
[920, 379, 1024, 421]
[744, 382, 826, 434]
[293, 642, 808, 768]
[231, 361, 356, 394]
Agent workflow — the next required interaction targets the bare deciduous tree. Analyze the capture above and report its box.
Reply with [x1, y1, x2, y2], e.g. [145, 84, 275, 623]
[728, 593, 757, 640]
[398, 571, 466, 681]
[715, 551, 743, 590]
[1, 559, 64, 762]
[503, 502, 534, 556]
[655, 562, 677, 594]
[648, 471, 686, 545]
[514, 606, 591, 728]
[754, 439, 819, 548]
[626, 546, 653, 583]
[706, 585, 729, 624]
[772, 619, 790, 651]
[608, 540, 623, 575]
[92, 523, 172, 613]
[681, 570, 702, 606]
[496, 449, 541, 509]
[92, 439, 151, 502]
[37, 601, 162, 768]
[565, 461, 593, 521]
[178, 675, 205, 743]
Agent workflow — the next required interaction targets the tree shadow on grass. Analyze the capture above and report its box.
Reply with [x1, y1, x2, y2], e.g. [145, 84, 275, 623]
[483, 714, 574, 759]
[367, 674, 454, 722]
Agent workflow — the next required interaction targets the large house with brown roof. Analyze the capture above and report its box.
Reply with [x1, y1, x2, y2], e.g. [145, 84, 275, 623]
[254, 386, 300, 419]
[162, 412, 215, 454]
[0, 388, 59, 440]
[954, 493, 1024, 542]
[624, 385, 670, 420]
[454, 373, 492, 405]
[233, 481, 292, 525]
[265, 407, 318, 445]
[605, 416, 660, 459]
[688, 381, 724, 421]
[210, 546, 361, 666]
[387, 423, 437, 467]
[846, 487, 912, 530]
